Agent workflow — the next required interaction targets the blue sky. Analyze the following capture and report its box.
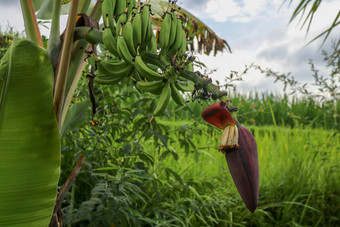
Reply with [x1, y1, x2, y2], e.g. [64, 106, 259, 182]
[1, 0, 339, 94]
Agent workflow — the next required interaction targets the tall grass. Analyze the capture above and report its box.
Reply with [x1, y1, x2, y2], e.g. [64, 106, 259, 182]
[169, 92, 340, 130]
[57, 78, 340, 226]
[157, 121, 340, 226]
[61, 110, 340, 226]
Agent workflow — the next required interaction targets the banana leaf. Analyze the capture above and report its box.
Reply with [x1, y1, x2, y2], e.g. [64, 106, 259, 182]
[0, 39, 60, 226]
[61, 101, 89, 138]
[33, 0, 95, 19]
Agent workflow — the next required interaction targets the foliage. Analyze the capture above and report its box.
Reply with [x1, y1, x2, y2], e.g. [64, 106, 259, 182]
[285, 0, 340, 51]
[0, 0, 230, 223]
[0, 38, 60, 226]
[171, 92, 340, 130]
[0, 26, 20, 60]
[0, 0, 339, 225]
[57, 75, 340, 226]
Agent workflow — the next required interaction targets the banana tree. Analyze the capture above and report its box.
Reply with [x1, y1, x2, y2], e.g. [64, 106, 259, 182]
[0, 0, 258, 226]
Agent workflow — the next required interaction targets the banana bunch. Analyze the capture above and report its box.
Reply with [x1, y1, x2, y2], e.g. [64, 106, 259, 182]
[99, 0, 194, 117]
[135, 63, 189, 116]
[102, 0, 157, 66]
[158, 1, 187, 55]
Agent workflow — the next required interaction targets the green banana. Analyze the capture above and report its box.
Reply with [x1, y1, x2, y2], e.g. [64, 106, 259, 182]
[174, 80, 195, 92]
[145, 18, 153, 45]
[96, 59, 132, 85]
[95, 73, 126, 85]
[169, 18, 184, 55]
[114, 0, 126, 16]
[170, 81, 186, 106]
[117, 35, 134, 65]
[126, 0, 136, 20]
[146, 62, 159, 72]
[102, 0, 116, 32]
[116, 12, 127, 37]
[146, 32, 157, 54]
[132, 12, 142, 48]
[153, 82, 171, 116]
[167, 11, 177, 50]
[141, 4, 150, 44]
[159, 12, 171, 52]
[135, 55, 165, 81]
[102, 28, 120, 57]
[178, 29, 187, 55]
[130, 67, 143, 81]
[123, 21, 137, 57]
[136, 80, 165, 93]
[97, 59, 132, 78]
[140, 51, 167, 71]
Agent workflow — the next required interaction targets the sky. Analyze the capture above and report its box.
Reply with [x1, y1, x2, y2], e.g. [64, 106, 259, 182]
[177, 0, 340, 94]
[0, 0, 339, 94]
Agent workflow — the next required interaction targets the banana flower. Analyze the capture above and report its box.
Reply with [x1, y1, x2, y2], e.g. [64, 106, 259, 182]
[202, 101, 259, 212]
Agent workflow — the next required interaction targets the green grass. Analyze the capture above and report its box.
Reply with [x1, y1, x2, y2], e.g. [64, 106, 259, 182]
[62, 114, 340, 226]
[153, 121, 340, 226]
[168, 92, 340, 130]
[59, 79, 339, 226]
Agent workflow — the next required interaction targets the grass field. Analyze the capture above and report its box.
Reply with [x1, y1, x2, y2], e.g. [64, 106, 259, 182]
[57, 79, 340, 226]
[61, 114, 340, 226]
[154, 121, 340, 226]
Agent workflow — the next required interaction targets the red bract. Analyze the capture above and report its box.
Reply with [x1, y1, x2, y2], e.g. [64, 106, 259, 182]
[201, 102, 259, 213]
[225, 125, 259, 213]
[201, 101, 235, 129]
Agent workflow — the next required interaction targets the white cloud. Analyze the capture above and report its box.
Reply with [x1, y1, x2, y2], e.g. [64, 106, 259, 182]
[1, 0, 338, 95]
[188, 0, 340, 94]
[203, 0, 280, 23]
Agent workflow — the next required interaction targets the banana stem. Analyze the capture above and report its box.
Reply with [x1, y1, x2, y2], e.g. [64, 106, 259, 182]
[89, 0, 103, 20]
[60, 0, 103, 128]
[48, 0, 62, 72]
[74, 27, 103, 44]
[54, 0, 80, 130]
[180, 69, 228, 100]
[20, 0, 44, 48]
